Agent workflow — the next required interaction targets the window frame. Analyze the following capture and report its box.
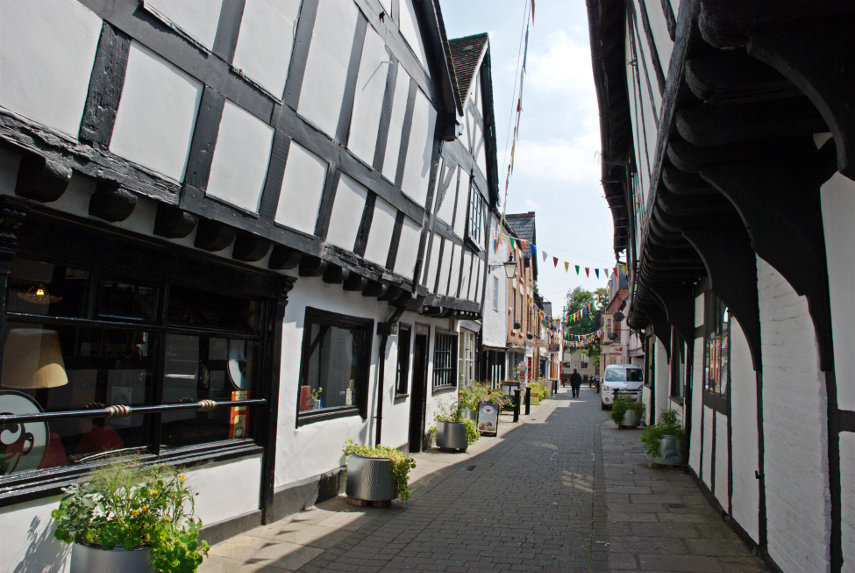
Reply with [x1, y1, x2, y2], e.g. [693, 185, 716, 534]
[296, 307, 373, 426]
[703, 293, 729, 412]
[395, 324, 411, 398]
[432, 330, 457, 392]
[465, 184, 485, 249]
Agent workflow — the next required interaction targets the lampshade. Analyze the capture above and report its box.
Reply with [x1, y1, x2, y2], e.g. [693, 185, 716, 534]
[1, 328, 68, 389]
[503, 256, 517, 279]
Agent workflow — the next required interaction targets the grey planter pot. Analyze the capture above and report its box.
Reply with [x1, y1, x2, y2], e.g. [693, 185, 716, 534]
[436, 420, 468, 451]
[71, 543, 154, 573]
[345, 455, 396, 501]
[620, 409, 640, 428]
[649, 435, 682, 466]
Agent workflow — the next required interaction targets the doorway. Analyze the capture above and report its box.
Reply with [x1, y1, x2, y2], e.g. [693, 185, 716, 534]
[408, 325, 429, 452]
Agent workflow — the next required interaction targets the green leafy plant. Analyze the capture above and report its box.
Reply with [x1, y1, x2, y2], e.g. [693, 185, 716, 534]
[610, 395, 644, 425]
[342, 440, 416, 501]
[640, 410, 685, 457]
[458, 383, 488, 412]
[51, 460, 208, 572]
[311, 386, 322, 401]
[434, 401, 479, 445]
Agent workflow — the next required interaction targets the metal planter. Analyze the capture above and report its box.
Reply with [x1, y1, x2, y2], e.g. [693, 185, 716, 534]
[71, 543, 154, 573]
[345, 455, 396, 501]
[650, 435, 682, 466]
[435, 420, 468, 451]
[620, 409, 640, 428]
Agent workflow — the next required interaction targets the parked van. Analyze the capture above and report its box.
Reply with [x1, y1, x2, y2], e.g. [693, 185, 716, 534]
[600, 364, 644, 409]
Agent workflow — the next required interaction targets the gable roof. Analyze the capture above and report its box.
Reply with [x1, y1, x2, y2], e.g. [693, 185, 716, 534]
[505, 211, 537, 278]
[448, 33, 489, 112]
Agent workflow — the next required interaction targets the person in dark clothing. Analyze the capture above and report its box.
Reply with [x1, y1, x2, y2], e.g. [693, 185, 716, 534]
[570, 369, 583, 398]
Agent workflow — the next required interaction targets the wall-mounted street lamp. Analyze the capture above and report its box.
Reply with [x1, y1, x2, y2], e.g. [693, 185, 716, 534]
[489, 255, 517, 279]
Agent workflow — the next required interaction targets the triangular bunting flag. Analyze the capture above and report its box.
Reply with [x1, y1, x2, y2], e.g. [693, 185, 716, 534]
[595, 269, 599, 278]
[509, 237, 515, 248]
[585, 267, 590, 277]
[564, 261, 569, 272]
[553, 257, 558, 268]
[521, 240, 527, 251]
[575, 265, 580, 275]
[541, 250, 547, 262]
[604, 268, 609, 278]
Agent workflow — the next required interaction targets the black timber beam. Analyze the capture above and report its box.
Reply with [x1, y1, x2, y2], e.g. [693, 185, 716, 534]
[194, 219, 236, 252]
[232, 232, 271, 262]
[15, 155, 71, 203]
[153, 204, 197, 239]
[89, 182, 136, 222]
[268, 245, 301, 270]
[685, 51, 800, 105]
[298, 256, 327, 277]
[322, 264, 350, 285]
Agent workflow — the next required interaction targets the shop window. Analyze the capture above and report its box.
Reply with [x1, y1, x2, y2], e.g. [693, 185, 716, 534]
[466, 185, 484, 248]
[703, 294, 729, 411]
[297, 308, 372, 425]
[432, 331, 457, 390]
[458, 329, 475, 386]
[0, 258, 266, 479]
[395, 325, 411, 396]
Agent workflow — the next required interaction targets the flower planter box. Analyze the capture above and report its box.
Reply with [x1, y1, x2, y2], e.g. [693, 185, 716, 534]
[648, 435, 682, 466]
[345, 455, 397, 502]
[619, 409, 640, 428]
[71, 544, 153, 573]
[435, 420, 469, 451]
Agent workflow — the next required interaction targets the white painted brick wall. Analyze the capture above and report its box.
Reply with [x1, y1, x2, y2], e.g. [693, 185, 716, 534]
[702, 406, 713, 485]
[715, 410, 728, 508]
[840, 432, 855, 572]
[758, 257, 830, 573]
[729, 317, 760, 542]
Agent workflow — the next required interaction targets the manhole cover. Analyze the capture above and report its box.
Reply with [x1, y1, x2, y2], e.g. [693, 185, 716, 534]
[463, 465, 477, 472]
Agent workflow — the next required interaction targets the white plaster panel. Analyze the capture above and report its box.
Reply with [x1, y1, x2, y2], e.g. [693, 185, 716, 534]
[364, 197, 396, 267]
[400, 89, 436, 207]
[474, 120, 488, 179]
[758, 257, 830, 573]
[424, 235, 441, 289]
[326, 174, 366, 250]
[729, 317, 760, 542]
[144, 0, 221, 49]
[453, 168, 469, 237]
[348, 27, 389, 165]
[634, 18, 663, 113]
[398, 0, 429, 72]
[0, 495, 70, 573]
[110, 43, 202, 182]
[232, 0, 300, 97]
[435, 238, 451, 294]
[689, 338, 703, 476]
[459, 250, 472, 300]
[669, 0, 680, 22]
[714, 410, 728, 509]
[298, 0, 357, 137]
[186, 456, 261, 526]
[0, 0, 101, 138]
[435, 162, 458, 224]
[820, 172, 855, 411]
[393, 216, 421, 279]
[654, 337, 670, 420]
[695, 293, 704, 327]
[702, 405, 713, 486]
[382, 68, 412, 182]
[275, 142, 328, 234]
[626, 30, 652, 199]
[643, 0, 674, 78]
[447, 243, 462, 297]
[841, 432, 855, 572]
[473, 258, 483, 304]
[275, 279, 387, 486]
[206, 100, 274, 212]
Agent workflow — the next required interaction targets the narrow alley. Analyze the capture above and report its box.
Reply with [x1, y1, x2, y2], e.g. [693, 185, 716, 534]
[201, 388, 770, 572]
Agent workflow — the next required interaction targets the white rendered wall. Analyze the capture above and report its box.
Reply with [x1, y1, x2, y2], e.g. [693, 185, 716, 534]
[632, 14, 662, 115]
[841, 432, 855, 571]
[435, 162, 457, 225]
[729, 317, 760, 542]
[702, 405, 713, 485]
[348, 27, 389, 166]
[205, 100, 274, 213]
[363, 197, 396, 267]
[689, 336, 704, 472]
[758, 257, 830, 573]
[626, 44, 651, 208]
[639, 0, 674, 79]
[0, 0, 101, 138]
[326, 174, 367, 250]
[0, 495, 70, 573]
[231, 0, 300, 98]
[400, 89, 436, 207]
[382, 69, 412, 182]
[459, 251, 472, 300]
[820, 172, 855, 411]
[424, 235, 441, 289]
[275, 142, 328, 234]
[473, 258, 483, 304]
[110, 43, 202, 182]
[398, 0, 429, 72]
[714, 410, 728, 509]
[453, 169, 469, 237]
[447, 243, 461, 297]
[185, 456, 261, 526]
[143, 0, 221, 49]
[298, 0, 357, 138]
[394, 216, 421, 279]
[654, 337, 670, 421]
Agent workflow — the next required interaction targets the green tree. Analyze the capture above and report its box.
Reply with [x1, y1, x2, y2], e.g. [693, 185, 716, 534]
[564, 287, 607, 368]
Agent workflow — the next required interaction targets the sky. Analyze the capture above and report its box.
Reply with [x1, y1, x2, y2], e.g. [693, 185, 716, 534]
[439, 0, 617, 315]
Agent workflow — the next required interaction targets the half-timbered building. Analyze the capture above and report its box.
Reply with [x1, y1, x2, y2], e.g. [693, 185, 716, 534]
[587, 1, 855, 571]
[0, 1, 499, 569]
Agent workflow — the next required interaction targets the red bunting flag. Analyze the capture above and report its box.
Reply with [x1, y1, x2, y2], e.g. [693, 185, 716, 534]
[553, 257, 558, 268]
[521, 240, 527, 251]
[613, 266, 617, 275]
[585, 267, 590, 277]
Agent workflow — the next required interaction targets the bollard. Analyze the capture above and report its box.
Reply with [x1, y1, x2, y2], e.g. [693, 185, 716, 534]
[524, 388, 531, 415]
[513, 389, 520, 422]
[552, 379, 558, 395]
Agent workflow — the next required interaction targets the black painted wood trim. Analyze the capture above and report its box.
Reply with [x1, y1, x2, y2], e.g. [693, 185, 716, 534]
[394, 78, 418, 187]
[258, 128, 291, 219]
[660, 0, 676, 41]
[824, 368, 843, 573]
[629, 4, 660, 125]
[412, 138, 443, 287]
[336, 15, 369, 144]
[313, 167, 341, 240]
[386, 211, 405, 270]
[374, 56, 399, 171]
[637, 0, 667, 93]
[432, 237, 445, 294]
[627, 27, 654, 183]
[756, 370, 767, 552]
[79, 22, 131, 147]
[183, 87, 226, 193]
[726, 337, 733, 516]
[353, 193, 376, 256]
[840, 409, 855, 433]
[282, 0, 318, 107]
[212, 0, 246, 64]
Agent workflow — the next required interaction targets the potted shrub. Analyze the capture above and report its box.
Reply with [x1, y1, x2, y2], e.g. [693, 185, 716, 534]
[342, 440, 416, 502]
[458, 383, 489, 421]
[51, 460, 208, 573]
[641, 410, 685, 466]
[434, 402, 478, 451]
[310, 386, 323, 409]
[610, 395, 644, 428]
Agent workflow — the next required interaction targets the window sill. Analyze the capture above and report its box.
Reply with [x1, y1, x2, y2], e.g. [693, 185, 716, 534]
[296, 406, 362, 427]
[702, 390, 727, 413]
[394, 393, 409, 403]
[669, 396, 684, 406]
[432, 385, 456, 396]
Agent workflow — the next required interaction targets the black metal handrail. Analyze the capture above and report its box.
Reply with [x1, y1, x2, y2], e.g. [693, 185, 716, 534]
[0, 398, 267, 425]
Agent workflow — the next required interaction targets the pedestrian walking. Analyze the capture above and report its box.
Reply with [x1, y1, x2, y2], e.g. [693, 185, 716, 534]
[570, 368, 582, 398]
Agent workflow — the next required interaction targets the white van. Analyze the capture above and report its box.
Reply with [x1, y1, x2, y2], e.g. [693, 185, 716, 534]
[601, 364, 644, 409]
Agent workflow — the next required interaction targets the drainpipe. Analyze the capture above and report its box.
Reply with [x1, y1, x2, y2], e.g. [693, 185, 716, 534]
[374, 306, 405, 446]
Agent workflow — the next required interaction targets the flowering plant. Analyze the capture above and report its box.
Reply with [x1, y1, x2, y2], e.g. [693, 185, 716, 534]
[342, 440, 416, 500]
[51, 460, 209, 572]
